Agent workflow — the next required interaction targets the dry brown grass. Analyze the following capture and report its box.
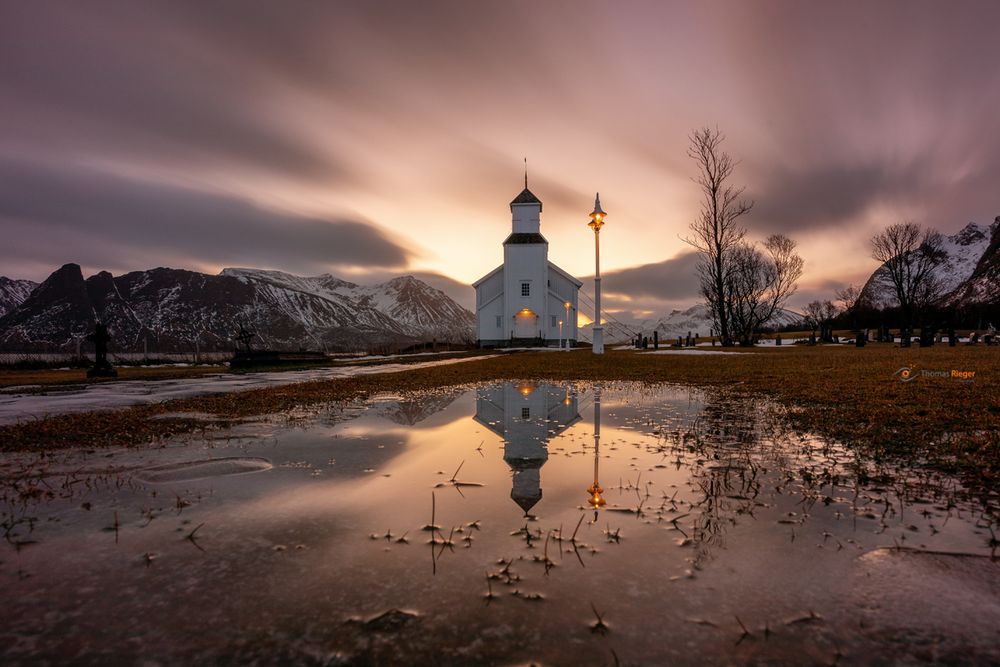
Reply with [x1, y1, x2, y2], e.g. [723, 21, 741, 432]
[0, 365, 227, 389]
[0, 344, 996, 489]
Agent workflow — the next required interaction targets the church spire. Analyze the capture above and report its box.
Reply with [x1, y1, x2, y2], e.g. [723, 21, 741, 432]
[510, 161, 542, 213]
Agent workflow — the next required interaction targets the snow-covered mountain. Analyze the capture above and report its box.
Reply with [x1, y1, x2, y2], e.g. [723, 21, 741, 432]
[221, 268, 475, 344]
[860, 217, 1000, 308]
[0, 265, 474, 352]
[0, 277, 37, 317]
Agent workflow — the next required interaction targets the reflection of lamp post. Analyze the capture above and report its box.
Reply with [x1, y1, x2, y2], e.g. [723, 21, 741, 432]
[588, 194, 606, 354]
[564, 301, 572, 351]
[587, 385, 606, 515]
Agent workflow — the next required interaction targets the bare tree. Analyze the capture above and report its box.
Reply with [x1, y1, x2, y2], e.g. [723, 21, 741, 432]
[870, 222, 945, 327]
[727, 234, 804, 346]
[834, 283, 866, 329]
[683, 127, 753, 346]
[803, 299, 839, 341]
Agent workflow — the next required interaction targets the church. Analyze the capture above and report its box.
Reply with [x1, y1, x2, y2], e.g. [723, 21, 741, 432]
[473, 181, 582, 347]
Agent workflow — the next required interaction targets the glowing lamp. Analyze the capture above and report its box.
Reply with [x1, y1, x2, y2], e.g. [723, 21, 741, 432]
[588, 193, 607, 232]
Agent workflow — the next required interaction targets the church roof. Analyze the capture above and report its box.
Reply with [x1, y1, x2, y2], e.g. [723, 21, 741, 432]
[510, 187, 542, 211]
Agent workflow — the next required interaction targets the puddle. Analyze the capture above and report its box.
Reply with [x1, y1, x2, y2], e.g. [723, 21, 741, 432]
[1, 381, 997, 665]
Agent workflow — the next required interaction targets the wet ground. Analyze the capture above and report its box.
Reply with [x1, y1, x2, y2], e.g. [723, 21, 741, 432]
[1, 381, 997, 665]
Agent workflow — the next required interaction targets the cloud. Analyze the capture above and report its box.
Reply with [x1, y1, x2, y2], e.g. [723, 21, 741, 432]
[749, 161, 927, 234]
[2, 1, 999, 293]
[577, 252, 703, 318]
[0, 156, 412, 279]
[0, 4, 349, 185]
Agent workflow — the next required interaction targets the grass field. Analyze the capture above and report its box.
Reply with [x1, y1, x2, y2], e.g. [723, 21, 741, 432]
[1, 344, 997, 493]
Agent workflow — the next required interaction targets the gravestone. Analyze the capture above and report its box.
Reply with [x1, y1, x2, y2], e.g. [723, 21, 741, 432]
[653, 330, 659, 349]
[855, 330, 865, 347]
[86, 323, 117, 378]
[948, 328, 957, 347]
[775, 334, 782, 346]
[919, 327, 935, 348]
[901, 327, 912, 347]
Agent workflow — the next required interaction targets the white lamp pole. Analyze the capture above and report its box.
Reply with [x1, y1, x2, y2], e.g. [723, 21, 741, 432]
[588, 193, 606, 354]
[558, 320, 563, 350]
[564, 301, 572, 351]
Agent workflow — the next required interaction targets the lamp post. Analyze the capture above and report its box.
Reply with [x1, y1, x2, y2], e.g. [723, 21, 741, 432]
[558, 320, 563, 350]
[564, 301, 572, 350]
[588, 193, 606, 354]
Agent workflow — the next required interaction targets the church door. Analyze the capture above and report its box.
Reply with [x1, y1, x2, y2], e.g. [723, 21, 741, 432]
[514, 309, 538, 338]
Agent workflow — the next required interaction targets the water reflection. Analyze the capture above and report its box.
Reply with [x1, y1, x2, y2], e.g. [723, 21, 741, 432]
[1, 381, 998, 666]
[587, 384, 606, 513]
[474, 381, 580, 515]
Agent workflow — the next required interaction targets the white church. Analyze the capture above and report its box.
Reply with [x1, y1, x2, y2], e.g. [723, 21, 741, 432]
[473, 181, 582, 347]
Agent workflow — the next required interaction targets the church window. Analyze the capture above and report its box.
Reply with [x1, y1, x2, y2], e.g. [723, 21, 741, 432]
[521, 282, 530, 297]
[551, 315, 557, 327]
[522, 407, 530, 420]
[496, 315, 502, 328]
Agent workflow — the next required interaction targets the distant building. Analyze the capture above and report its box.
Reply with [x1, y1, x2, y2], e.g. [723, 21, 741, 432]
[474, 382, 581, 515]
[473, 182, 581, 347]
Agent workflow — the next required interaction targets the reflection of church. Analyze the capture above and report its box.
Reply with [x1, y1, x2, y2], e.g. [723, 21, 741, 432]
[474, 382, 581, 515]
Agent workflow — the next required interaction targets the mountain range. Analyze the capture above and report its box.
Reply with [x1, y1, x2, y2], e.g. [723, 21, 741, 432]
[0, 264, 474, 353]
[581, 304, 803, 344]
[2, 217, 997, 352]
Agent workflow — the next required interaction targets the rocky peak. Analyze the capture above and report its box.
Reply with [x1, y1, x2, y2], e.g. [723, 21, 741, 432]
[0, 277, 39, 318]
[954, 222, 987, 246]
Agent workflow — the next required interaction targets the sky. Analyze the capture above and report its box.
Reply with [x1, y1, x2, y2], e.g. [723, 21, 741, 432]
[2, 0, 999, 317]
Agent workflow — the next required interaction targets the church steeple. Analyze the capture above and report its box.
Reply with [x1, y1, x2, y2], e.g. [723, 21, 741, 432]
[510, 160, 542, 213]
